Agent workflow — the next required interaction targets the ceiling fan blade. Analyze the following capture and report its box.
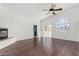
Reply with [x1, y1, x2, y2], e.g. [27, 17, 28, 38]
[54, 8, 62, 11]
[50, 3, 56, 8]
[43, 9, 49, 11]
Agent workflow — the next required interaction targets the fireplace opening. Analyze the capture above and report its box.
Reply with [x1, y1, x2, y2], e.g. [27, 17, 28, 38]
[0, 28, 8, 39]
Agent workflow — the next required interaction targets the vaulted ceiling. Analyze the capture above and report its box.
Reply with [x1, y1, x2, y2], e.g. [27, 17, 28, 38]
[1, 3, 78, 20]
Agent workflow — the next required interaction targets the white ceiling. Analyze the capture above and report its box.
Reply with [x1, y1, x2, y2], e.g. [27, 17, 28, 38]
[1, 3, 79, 20]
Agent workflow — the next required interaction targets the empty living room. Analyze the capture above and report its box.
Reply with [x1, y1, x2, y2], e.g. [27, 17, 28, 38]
[0, 1, 79, 57]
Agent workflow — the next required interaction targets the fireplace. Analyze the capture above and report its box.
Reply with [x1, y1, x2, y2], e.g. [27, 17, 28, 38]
[0, 28, 8, 39]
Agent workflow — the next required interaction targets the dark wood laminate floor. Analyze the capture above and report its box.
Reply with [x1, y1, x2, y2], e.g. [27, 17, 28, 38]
[0, 37, 79, 56]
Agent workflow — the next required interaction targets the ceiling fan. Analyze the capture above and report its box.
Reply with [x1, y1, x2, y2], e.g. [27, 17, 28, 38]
[43, 3, 63, 15]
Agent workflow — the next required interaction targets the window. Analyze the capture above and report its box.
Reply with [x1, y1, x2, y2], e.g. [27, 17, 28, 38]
[56, 17, 70, 32]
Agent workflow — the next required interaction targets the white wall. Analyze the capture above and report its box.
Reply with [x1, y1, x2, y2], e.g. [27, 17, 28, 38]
[0, 4, 34, 41]
[40, 5, 79, 42]
[8, 12, 34, 40]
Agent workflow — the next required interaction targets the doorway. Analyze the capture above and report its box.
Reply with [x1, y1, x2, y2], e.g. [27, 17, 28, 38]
[42, 24, 52, 37]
